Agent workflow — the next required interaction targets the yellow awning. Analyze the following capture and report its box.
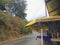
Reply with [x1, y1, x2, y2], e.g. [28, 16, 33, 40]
[25, 16, 60, 33]
[25, 20, 36, 27]
[30, 26, 41, 33]
[25, 16, 60, 28]
[37, 16, 60, 22]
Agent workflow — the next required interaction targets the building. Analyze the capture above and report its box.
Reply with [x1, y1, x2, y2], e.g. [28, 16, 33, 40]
[45, 0, 60, 16]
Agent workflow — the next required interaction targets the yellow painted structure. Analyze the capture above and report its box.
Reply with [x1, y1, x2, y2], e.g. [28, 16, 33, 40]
[25, 20, 36, 27]
[46, 0, 60, 16]
[25, 16, 60, 33]
[36, 16, 60, 22]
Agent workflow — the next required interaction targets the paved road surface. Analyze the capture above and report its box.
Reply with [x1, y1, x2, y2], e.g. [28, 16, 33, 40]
[0, 35, 37, 45]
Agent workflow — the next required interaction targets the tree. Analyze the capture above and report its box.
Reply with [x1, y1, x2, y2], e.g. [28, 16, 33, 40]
[5, 0, 26, 19]
[0, 0, 27, 18]
[0, 0, 12, 10]
[20, 22, 32, 34]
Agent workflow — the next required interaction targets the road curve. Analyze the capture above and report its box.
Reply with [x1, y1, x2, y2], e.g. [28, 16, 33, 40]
[1, 35, 37, 45]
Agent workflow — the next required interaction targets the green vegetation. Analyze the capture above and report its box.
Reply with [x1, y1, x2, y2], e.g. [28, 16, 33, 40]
[5, 0, 26, 19]
[0, 0, 32, 42]
[0, 0, 12, 10]
[20, 22, 32, 35]
[0, 10, 32, 42]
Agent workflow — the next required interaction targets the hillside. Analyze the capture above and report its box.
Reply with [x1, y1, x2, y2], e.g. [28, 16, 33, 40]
[0, 10, 32, 42]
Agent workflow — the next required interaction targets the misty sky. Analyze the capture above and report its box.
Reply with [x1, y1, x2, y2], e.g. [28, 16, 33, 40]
[25, 0, 48, 21]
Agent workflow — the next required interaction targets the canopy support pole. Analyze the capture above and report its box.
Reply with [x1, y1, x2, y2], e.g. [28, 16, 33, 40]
[41, 28, 43, 45]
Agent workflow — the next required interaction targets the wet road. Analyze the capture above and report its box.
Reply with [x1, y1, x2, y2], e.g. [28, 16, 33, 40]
[1, 35, 37, 45]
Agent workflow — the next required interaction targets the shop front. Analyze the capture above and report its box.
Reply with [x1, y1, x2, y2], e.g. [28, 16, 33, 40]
[25, 16, 60, 45]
